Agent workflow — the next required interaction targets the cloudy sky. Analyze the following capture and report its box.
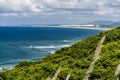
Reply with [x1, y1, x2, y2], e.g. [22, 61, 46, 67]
[0, 0, 120, 25]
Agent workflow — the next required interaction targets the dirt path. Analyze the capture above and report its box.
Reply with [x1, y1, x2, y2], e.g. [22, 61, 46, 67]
[46, 76, 51, 80]
[114, 64, 120, 80]
[65, 74, 70, 80]
[51, 67, 61, 80]
[83, 36, 106, 80]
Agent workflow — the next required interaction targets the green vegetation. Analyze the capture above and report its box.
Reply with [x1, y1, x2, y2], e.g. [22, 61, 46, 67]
[0, 26, 120, 80]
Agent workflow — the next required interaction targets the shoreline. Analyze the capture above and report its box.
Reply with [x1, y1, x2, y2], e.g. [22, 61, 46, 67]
[0, 42, 74, 71]
[0, 26, 107, 71]
[0, 25, 111, 31]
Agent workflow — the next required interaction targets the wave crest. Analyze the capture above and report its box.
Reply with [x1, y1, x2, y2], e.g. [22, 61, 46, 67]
[24, 44, 70, 49]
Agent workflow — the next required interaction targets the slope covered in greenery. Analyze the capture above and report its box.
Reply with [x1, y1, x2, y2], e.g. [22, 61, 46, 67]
[0, 26, 120, 80]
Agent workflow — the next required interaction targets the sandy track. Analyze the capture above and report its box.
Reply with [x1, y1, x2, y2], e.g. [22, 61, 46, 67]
[83, 36, 106, 80]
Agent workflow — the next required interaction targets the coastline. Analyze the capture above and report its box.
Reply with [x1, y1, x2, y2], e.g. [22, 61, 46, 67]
[0, 26, 106, 72]
[0, 39, 80, 71]
[0, 25, 112, 31]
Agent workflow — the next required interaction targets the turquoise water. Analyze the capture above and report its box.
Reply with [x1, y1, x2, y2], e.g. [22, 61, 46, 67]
[0, 26, 103, 68]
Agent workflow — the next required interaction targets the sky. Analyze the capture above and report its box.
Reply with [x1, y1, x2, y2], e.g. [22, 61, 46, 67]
[0, 0, 120, 25]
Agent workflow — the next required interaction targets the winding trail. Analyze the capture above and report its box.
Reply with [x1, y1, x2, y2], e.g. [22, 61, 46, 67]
[65, 74, 70, 80]
[114, 64, 120, 80]
[51, 67, 61, 80]
[83, 36, 106, 80]
[46, 76, 51, 80]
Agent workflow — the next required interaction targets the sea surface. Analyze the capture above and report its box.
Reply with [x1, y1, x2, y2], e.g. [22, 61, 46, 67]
[0, 26, 106, 69]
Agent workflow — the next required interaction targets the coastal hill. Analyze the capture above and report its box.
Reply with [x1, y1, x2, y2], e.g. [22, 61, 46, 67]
[87, 20, 120, 26]
[88, 20, 116, 25]
[0, 26, 120, 80]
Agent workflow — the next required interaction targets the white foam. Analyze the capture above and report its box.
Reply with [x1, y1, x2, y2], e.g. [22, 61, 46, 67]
[56, 44, 70, 48]
[47, 45, 70, 54]
[25, 45, 56, 49]
[0, 66, 13, 71]
[0, 68, 2, 70]
[62, 40, 73, 42]
[49, 51, 55, 54]
[24, 44, 71, 49]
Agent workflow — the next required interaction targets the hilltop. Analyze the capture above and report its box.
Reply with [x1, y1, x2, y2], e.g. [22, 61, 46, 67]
[88, 20, 120, 25]
[0, 26, 120, 80]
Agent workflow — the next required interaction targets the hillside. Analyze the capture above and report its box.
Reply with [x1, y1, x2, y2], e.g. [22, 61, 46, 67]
[88, 20, 115, 25]
[88, 20, 120, 25]
[0, 26, 120, 80]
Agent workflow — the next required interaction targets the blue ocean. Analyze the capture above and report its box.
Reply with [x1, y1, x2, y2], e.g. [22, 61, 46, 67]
[0, 26, 105, 69]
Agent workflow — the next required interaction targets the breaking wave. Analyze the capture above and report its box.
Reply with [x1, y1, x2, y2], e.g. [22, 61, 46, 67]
[24, 44, 71, 49]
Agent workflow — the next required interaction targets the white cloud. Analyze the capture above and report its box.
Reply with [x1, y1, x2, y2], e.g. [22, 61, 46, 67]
[0, 0, 120, 18]
[0, 0, 42, 13]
